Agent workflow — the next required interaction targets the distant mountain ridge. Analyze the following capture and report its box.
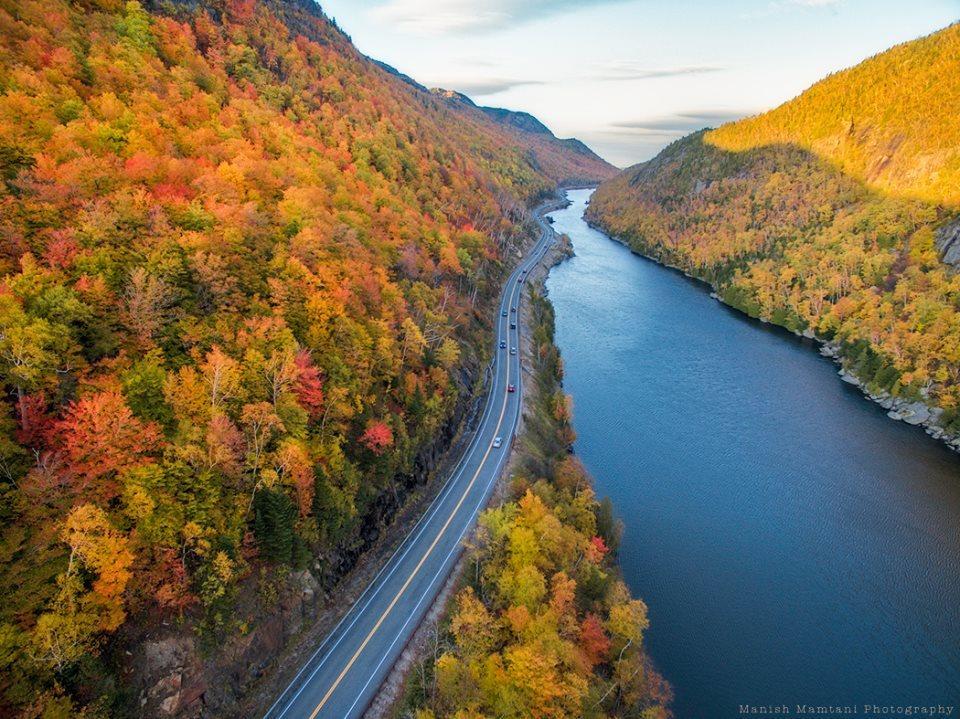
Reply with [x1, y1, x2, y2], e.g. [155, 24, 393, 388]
[588, 23, 960, 446]
[431, 87, 615, 175]
[365, 61, 615, 181]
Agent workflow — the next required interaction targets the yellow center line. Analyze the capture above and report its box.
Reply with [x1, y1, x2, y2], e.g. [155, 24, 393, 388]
[307, 270, 526, 717]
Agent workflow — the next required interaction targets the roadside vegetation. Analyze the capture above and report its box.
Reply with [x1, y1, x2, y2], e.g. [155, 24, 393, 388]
[402, 289, 671, 719]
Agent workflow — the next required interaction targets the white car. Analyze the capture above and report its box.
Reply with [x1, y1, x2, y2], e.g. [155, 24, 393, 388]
[492, 436, 503, 448]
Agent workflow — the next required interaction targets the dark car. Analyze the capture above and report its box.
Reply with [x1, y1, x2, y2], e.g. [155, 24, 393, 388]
[511, 307, 516, 313]
[502, 310, 508, 317]
[499, 340, 506, 349]
[508, 384, 516, 393]
[510, 322, 516, 330]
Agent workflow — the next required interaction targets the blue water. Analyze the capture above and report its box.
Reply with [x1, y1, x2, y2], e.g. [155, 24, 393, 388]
[545, 189, 960, 719]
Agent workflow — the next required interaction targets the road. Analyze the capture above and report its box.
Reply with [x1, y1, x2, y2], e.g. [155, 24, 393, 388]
[263, 202, 559, 719]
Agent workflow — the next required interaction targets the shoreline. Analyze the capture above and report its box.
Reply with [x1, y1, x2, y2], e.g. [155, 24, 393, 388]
[582, 216, 960, 454]
[382, 189, 672, 718]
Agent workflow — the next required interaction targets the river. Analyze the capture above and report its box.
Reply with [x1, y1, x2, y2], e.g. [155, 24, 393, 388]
[544, 189, 960, 718]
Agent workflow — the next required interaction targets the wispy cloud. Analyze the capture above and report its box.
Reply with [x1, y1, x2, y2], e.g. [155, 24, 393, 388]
[369, 0, 634, 35]
[429, 77, 547, 96]
[426, 64, 725, 97]
[605, 110, 753, 137]
[592, 62, 725, 82]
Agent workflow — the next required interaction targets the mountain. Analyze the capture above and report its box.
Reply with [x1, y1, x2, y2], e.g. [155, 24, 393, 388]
[709, 24, 960, 206]
[433, 88, 617, 182]
[588, 24, 960, 442]
[0, 0, 614, 715]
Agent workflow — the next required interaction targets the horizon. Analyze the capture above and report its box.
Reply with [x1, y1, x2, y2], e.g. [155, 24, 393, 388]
[319, 0, 959, 167]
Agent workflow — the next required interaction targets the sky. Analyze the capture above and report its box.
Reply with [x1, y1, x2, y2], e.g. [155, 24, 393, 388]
[317, 0, 959, 168]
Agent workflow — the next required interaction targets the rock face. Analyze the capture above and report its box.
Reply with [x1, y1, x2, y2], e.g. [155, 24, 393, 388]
[936, 217, 960, 268]
[820, 339, 957, 447]
[132, 569, 324, 717]
[137, 637, 206, 717]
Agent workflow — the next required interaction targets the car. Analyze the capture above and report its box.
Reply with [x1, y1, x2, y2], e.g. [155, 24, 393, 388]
[511, 307, 516, 313]
[502, 310, 508, 317]
[492, 436, 503, 448]
[507, 384, 516, 393]
[518, 278, 523, 284]
[510, 322, 516, 329]
[499, 340, 506, 349]
[510, 347, 517, 355]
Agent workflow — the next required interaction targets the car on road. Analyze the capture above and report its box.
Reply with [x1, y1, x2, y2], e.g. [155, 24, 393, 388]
[499, 340, 506, 349]
[502, 310, 507, 317]
[510, 347, 517, 355]
[511, 307, 516, 313]
[510, 322, 516, 329]
[492, 436, 503, 448]
[508, 384, 516, 393]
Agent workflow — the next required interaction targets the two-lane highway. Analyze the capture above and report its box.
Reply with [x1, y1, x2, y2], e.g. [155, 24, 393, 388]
[263, 202, 559, 719]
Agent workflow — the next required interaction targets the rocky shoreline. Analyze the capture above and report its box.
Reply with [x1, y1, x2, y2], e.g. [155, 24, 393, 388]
[585, 219, 960, 454]
[822, 343, 956, 446]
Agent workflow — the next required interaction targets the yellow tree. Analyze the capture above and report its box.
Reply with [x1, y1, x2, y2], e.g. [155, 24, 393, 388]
[32, 505, 134, 670]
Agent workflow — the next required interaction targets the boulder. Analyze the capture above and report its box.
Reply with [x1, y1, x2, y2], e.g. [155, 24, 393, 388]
[900, 402, 931, 426]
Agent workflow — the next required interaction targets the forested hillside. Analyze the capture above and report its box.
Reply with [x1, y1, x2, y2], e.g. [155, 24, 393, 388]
[588, 24, 960, 442]
[0, 0, 613, 714]
[709, 24, 960, 206]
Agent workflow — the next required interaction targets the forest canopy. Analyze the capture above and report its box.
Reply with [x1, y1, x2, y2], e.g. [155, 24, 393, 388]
[0, 0, 612, 714]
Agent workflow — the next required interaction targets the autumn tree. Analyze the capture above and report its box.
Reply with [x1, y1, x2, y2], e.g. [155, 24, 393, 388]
[32, 505, 134, 669]
[57, 391, 161, 499]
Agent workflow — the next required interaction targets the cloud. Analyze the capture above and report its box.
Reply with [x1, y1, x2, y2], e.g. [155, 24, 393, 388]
[578, 110, 755, 166]
[591, 62, 725, 82]
[430, 77, 547, 96]
[605, 110, 753, 136]
[369, 0, 633, 35]
[742, 0, 842, 19]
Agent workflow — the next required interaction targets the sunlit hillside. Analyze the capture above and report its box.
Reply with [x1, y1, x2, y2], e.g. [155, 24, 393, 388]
[708, 23, 960, 206]
[589, 24, 960, 437]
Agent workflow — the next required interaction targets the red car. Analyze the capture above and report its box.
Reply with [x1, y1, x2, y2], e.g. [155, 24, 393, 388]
[507, 384, 516, 393]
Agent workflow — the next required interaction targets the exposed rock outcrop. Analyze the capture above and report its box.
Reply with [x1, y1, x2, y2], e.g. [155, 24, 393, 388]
[936, 217, 960, 268]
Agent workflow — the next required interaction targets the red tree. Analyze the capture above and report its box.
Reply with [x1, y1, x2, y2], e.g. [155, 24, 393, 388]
[360, 420, 393, 455]
[57, 391, 162, 499]
[293, 350, 324, 420]
[579, 613, 611, 669]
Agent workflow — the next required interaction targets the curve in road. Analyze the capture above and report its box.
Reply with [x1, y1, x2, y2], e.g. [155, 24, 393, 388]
[263, 201, 559, 719]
